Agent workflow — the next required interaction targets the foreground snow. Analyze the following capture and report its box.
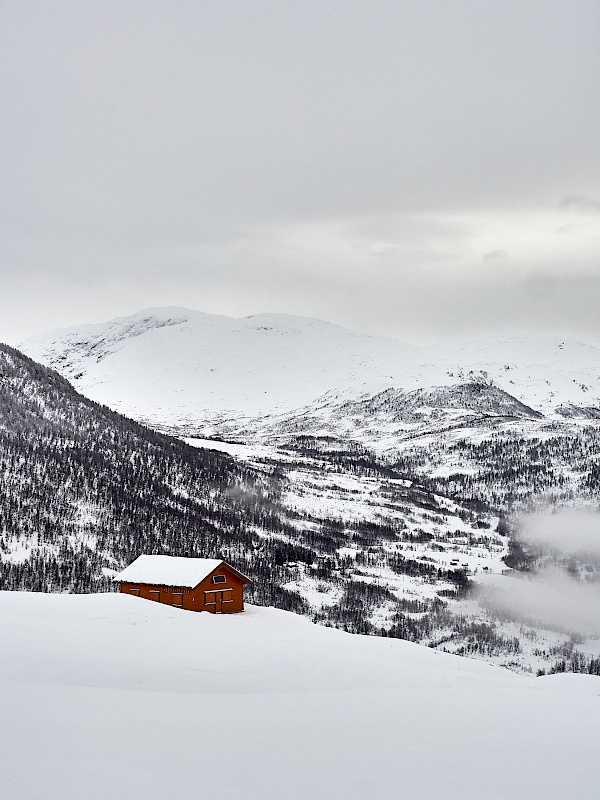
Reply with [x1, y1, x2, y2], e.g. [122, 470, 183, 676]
[1, 592, 599, 799]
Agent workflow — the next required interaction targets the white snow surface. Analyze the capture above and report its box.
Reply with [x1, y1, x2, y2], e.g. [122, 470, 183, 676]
[114, 555, 226, 587]
[1, 591, 599, 800]
[19, 306, 600, 431]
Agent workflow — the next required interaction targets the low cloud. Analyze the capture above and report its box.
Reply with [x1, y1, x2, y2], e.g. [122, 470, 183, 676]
[519, 509, 600, 557]
[480, 510, 600, 636]
[480, 568, 600, 637]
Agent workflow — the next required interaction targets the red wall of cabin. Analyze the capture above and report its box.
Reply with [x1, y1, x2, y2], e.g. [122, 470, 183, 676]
[119, 565, 246, 613]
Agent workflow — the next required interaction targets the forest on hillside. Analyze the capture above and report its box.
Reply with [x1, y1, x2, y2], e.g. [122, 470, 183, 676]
[2, 343, 600, 677]
[0, 344, 310, 608]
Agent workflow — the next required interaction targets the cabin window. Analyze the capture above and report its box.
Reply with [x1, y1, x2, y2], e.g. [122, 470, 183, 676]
[212, 575, 226, 584]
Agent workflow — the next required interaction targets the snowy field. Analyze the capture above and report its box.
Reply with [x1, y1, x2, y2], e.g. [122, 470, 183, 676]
[1, 591, 599, 800]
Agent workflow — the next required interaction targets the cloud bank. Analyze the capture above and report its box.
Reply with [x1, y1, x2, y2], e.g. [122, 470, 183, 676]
[481, 510, 600, 636]
[480, 568, 600, 638]
[519, 510, 600, 558]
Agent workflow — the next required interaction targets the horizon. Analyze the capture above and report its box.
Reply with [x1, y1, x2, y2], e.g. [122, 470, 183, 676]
[11, 302, 600, 350]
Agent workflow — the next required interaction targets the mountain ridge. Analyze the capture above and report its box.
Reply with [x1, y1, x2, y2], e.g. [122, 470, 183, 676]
[19, 307, 600, 436]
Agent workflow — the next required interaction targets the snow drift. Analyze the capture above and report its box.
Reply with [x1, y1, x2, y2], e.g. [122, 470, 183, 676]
[1, 591, 599, 800]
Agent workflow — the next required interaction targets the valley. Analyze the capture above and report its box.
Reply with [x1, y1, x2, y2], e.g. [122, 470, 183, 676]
[5, 307, 600, 676]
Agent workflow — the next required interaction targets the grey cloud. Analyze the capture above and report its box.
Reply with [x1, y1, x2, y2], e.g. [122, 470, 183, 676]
[0, 1, 599, 344]
[341, 215, 474, 248]
[558, 195, 600, 213]
[483, 250, 509, 261]
[523, 272, 558, 301]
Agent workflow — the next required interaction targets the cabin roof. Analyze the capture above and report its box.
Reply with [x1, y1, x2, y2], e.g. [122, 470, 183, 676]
[115, 555, 250, 588]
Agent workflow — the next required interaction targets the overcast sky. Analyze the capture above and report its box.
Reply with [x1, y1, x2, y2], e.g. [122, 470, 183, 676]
[1, 0, 599, 345]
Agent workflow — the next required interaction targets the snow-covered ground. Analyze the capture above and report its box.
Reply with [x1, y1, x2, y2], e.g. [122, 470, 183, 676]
[1, 590, 599, 800]
[20, 306, 600, 433]
[186, 434, 507, 612]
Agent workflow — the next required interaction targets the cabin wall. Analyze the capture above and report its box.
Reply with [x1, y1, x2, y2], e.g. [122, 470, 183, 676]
[119, 566, 246, 613]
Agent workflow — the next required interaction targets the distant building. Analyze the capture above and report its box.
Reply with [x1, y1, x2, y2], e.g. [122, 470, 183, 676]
[115, 555, 252, 613]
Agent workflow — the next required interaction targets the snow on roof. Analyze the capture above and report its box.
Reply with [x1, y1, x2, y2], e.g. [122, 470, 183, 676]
[115, 555, 226, 588]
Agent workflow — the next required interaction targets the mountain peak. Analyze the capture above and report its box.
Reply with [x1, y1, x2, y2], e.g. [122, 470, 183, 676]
[19, 307, 600, 433]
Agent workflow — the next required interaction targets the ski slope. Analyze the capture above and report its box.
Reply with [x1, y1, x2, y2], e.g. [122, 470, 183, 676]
[1, 591, 599, 800]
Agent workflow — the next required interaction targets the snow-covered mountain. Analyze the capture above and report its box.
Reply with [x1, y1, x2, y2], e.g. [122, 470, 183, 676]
[20, 306, 600, 437]
[4, 591, 599, 800]
[19, 307, 415, 426]
[13, 309, 600, 675]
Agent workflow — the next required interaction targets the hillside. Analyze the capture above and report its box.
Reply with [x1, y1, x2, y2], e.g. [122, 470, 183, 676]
[0, 343, 509, 636]
[2, 591, 599, 800]
[0, 343, 297, 604]
[20, 307, 600, 435]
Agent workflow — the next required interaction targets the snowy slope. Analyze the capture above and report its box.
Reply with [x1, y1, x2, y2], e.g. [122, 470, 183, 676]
[20, 307, 600, 434]
[19, 307, 415, 423]
[1, 590, 599, 800]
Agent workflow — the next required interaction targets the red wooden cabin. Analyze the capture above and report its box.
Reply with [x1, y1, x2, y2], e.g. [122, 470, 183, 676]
[115, 555, 252, 613]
